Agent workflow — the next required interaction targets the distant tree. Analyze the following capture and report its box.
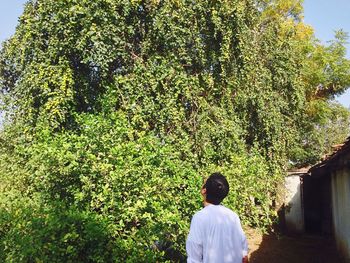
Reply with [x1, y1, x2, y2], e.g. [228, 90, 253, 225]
[290, 101, 350, 166]
[291, 27, 350, 166]
[255, 0, 350, 167]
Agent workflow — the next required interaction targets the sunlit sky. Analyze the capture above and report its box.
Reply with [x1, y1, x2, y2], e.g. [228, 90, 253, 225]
[304, 0, 350, 108]
[0, 0, 349, 108]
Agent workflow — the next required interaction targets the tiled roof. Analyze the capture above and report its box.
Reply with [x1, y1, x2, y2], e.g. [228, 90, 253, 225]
[309, 137, 350, 173]
[287, 166, 310, 176]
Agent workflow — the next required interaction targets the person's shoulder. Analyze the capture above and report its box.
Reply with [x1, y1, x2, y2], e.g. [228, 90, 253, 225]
[219, 205, 240, 219]
[193, 207, 208, 218]
[193, 205, 219, 221]
[190, 207, 208, 226]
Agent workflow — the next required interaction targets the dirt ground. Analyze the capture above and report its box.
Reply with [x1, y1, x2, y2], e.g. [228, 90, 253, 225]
[245, 228, 348, 263]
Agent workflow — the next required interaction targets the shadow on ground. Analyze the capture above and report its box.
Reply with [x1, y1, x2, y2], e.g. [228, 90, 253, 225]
[249, 233, 348, 263]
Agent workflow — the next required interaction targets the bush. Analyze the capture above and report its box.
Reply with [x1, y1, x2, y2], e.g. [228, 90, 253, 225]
[0, 200, 114, 262]
[0, 112, 277, 261]
[0, 112, 203, 262]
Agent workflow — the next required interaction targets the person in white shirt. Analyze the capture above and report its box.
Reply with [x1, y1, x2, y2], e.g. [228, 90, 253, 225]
[186, 172, 249, 263]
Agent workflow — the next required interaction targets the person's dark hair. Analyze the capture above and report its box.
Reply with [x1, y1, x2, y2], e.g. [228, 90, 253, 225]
[204, 172, 229, 205]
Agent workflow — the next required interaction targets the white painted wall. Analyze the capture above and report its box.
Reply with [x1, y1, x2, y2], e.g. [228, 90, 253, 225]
[285, 174, 304, 233]
[331, 167, 350, 260]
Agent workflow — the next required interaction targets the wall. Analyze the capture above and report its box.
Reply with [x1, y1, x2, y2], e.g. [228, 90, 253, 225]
[331, 153, 350, 260]
[285, 174, 304, 234]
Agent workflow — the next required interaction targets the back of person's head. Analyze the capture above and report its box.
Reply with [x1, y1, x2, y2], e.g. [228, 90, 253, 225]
[204, 172, 229, 205]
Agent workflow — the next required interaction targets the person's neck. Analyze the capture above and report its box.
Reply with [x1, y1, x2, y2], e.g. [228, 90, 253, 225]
[204, 201, 213, 207]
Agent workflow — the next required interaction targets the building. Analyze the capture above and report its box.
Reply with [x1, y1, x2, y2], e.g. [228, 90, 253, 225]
[284, 138, 350, 260]
[308, 138, 350, 260]
[284, 167, 309, 234]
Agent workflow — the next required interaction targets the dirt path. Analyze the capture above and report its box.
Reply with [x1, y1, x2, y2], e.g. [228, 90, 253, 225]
[246, 228, 348, 263]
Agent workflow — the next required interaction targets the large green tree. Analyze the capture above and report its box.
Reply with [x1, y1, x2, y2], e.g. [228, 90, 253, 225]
[0, 0, 349, 261]
[291, 30, 350, 166]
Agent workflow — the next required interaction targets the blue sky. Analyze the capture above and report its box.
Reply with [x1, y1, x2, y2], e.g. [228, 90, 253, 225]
[0, 0, 349, 108]
[304, 0, 350, 108]
[0, 0, 26, 43]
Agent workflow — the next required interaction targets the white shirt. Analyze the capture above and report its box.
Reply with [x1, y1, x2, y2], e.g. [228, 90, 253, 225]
[186, 204, 248, 263]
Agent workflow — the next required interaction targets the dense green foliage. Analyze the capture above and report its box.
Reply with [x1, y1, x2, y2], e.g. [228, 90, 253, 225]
[290, 30, 350, 166]
[291, 100, 350, 166]
[0, 113, 201, 261]
[0, 0, 349, 261]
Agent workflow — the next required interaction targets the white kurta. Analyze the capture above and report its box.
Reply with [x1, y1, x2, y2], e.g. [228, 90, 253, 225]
[186, 204, 248, 263]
